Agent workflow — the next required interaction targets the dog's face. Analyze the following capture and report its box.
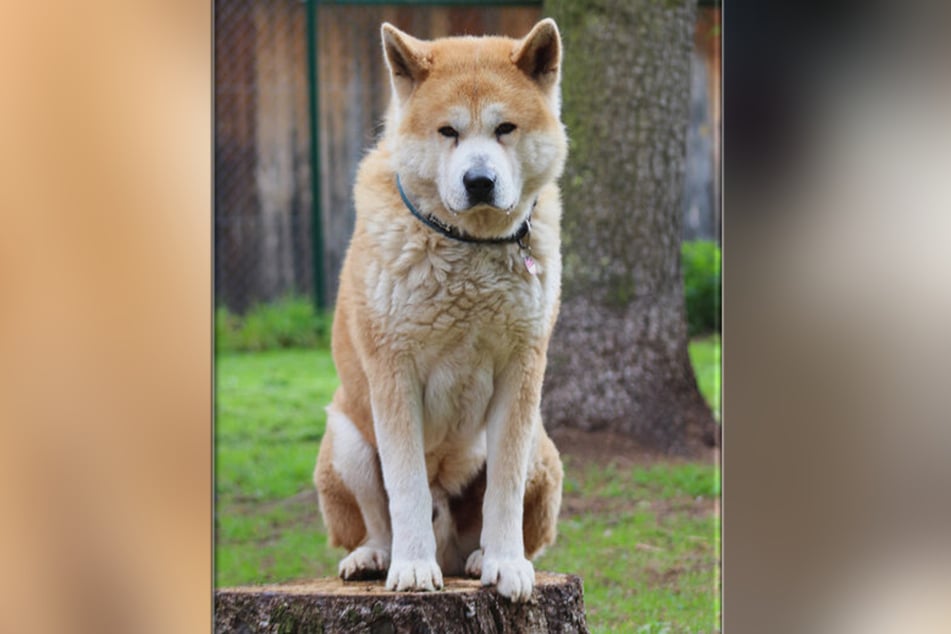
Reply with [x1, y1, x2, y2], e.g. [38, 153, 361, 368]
[382, 20, 567, 216]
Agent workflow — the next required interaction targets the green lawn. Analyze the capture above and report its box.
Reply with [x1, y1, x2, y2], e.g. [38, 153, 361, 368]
[537, 509, 718, 633]
[215, 348, 341, 584]
[215, 338, 720, 632]
[689, 334, 720, 420]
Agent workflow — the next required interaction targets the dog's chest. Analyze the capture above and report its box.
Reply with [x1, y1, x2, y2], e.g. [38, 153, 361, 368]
[368, 241, 548, 455]
[369, 241, 549, 347]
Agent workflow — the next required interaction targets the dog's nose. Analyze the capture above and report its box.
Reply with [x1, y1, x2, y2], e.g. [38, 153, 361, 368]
[463, 167, 495, 204]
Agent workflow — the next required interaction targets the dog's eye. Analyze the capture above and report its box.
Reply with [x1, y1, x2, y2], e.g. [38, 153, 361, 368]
[495, 122, 517, 136]
[438, 126, 458, 138]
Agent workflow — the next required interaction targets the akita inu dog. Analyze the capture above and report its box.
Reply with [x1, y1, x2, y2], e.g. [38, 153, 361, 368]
[314, 18, 567, 602]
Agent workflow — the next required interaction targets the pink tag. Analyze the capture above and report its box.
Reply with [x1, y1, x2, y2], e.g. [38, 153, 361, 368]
[524, 255, 538, 275]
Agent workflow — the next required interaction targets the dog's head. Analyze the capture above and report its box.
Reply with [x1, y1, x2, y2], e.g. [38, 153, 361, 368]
[381, 20, 568, 224]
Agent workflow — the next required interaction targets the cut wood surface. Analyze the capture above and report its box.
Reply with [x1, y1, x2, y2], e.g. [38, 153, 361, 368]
[215, 571, 588, 633]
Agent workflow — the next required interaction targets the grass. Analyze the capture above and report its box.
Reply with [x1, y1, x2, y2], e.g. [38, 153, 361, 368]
[215, 337, 720, 632]
[564, 461, 720, 501]
[216, 295, 332, 352]
[215, 348, 341, 585]
[689, 334, 721, 420]
[537, 510, 718, 633]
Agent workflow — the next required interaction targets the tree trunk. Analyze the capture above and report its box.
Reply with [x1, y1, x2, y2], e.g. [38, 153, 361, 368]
[543, 0, 718, 453]
[215, 572, 588, 633]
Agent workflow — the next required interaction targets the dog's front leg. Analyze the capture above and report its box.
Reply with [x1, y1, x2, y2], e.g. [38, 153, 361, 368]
[369, 361, 443, 592]
[469, 352, 541, 602]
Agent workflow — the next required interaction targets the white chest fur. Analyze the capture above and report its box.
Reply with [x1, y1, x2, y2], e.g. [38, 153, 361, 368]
[364, 236, 550, 492]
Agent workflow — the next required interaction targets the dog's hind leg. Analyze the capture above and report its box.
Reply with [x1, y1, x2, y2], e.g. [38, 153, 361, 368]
[522, 428, 563, 559]
[314, 403, 391, 580]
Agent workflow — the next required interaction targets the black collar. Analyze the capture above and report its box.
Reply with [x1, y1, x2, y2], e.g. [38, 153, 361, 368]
[396, 175, 531, 248]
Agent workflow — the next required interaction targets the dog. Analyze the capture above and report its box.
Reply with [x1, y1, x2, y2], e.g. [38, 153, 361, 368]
[313, 18, 567, 602]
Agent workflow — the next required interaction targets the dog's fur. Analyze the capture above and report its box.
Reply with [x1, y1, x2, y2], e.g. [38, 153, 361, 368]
[314, 19, 567, 602]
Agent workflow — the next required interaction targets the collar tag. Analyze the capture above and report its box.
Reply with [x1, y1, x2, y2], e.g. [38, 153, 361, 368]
[523, 255, 538, 275]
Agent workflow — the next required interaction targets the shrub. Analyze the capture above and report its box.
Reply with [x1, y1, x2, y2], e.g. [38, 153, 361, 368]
[681, 240, 721, 336]
[215, 295, 332, 352]
[215, 305, 242, 352]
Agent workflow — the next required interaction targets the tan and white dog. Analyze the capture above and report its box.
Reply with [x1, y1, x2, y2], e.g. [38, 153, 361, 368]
[314, 19, 567, 602]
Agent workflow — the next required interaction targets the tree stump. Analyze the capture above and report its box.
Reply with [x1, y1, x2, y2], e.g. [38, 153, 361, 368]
[215, 572, 588, 633]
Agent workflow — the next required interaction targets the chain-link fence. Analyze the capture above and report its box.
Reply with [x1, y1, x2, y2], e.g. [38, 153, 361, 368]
[215, 0, 314, 314]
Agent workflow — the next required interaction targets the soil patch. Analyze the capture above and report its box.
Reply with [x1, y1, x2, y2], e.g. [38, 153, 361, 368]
[552, 428, 720, 520]
[550, 427, 719, 472]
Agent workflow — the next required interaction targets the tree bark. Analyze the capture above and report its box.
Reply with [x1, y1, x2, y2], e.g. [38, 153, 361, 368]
[215, 572, 588, 633]
[543, 0, 718, 453]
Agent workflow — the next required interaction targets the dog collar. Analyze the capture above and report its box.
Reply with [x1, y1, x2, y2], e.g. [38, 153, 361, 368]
[396, 174, 531, 248]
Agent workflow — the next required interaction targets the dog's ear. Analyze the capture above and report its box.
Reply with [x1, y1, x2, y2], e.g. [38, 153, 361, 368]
[512, 18, 561, 93]
[381, 23, 431, 103]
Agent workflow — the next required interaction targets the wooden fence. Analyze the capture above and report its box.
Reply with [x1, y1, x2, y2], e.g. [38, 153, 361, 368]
[215, 0, 311, 313]
[215, 0, 541, 312]
[214, 1, 719, 312]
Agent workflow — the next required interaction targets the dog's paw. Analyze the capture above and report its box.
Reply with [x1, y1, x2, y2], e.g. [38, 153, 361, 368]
[464, 548, 484, 578]
[338, 545, 390, 581]
[385, 558, 444, 592]
[480, 554, 535, 602]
